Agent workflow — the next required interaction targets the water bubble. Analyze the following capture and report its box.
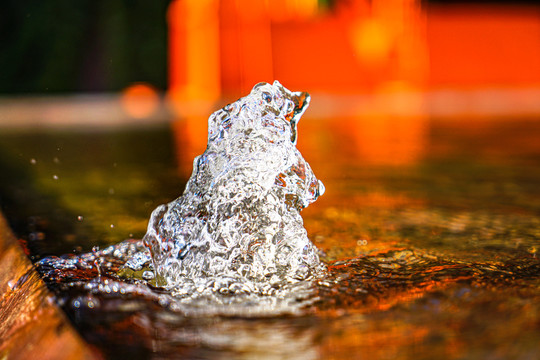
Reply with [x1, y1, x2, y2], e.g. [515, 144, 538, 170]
[158, 298, 170, 307]
[53, 157, 60, 164]
[108, 188, 115, 195]
[30, 158, 36, 165]
[52, 175, 59, 180]
[77, 216, 83, 221]
[142, 271, 155, 280]
[94, 259, 102, 277]
[71, 295, 100, 310]
[28, 231, 45, 241]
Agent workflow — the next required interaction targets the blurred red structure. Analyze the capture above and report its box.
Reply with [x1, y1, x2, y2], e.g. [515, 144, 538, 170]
[168, 0, 540, 99]
[427, 4, 540, 88]
[167, 0, 540, 169]
[168, 0, 429, 100]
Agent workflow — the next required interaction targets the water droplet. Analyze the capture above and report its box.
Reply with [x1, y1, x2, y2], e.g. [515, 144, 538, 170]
[77, 216, 83, 221]
[142, 271, 155, 280]
[52, 175, 58, 180]
[30, 158, 36, 165]
[94, 259, 102, 277]
[110, 224, 115, 228]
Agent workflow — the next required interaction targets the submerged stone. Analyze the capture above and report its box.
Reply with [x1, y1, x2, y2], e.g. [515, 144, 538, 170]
[139, 81, 325, 294]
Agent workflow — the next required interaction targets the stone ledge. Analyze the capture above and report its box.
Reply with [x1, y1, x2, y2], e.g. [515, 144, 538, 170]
[0, 213, 98, 359]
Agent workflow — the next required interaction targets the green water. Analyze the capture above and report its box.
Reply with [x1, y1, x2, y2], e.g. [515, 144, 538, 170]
[0, 125, 184, 255]
[0, 117, 539, 359]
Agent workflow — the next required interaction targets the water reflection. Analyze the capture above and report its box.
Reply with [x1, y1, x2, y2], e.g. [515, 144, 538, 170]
[35, 238, 539, 359]
[149, 317, 319, 360]
[172, 90, 428, 178]
[1, 108, 540, 358]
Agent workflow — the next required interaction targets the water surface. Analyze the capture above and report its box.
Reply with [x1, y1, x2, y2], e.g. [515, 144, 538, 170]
[0, 115, 539, 359]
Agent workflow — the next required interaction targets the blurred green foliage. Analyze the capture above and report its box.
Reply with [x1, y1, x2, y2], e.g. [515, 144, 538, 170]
[0, 0, 171, 94]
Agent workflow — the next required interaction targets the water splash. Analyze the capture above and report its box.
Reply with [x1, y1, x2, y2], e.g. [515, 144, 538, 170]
[129, 81, 325, 298]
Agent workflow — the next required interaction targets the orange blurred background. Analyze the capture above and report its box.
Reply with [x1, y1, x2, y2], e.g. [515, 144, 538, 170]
[166, 0, 540, 170]
[168, 0, 540, 100]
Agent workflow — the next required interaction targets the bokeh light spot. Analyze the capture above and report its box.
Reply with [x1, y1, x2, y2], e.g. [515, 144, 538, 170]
[351, 19, 392, 66]
[121, 83, 160, 119]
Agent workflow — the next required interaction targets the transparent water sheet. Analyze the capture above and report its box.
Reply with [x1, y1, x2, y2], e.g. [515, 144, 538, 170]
[136, 81, 325, 299]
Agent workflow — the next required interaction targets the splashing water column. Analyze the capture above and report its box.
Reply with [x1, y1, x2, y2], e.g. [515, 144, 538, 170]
[140, 81, 325, 295]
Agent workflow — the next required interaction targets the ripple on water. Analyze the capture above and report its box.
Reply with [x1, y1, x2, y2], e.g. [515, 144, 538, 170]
[36, 240, 539, 317]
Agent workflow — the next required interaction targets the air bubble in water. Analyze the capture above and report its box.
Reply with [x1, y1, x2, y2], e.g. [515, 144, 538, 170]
[142, 271, 155, 280]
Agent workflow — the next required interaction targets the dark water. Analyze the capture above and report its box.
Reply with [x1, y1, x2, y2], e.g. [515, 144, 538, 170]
[1, 116, 539, 359]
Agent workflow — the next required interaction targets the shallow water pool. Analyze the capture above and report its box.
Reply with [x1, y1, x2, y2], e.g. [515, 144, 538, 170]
[0, 114, 539, 359]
